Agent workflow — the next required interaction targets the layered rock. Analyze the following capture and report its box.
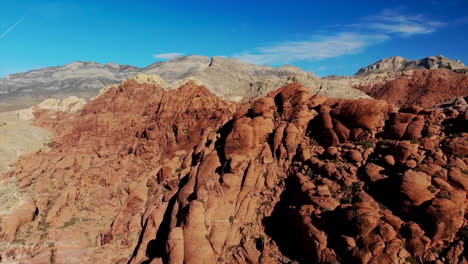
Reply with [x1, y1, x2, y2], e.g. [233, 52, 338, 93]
[0, 80, 467, 264]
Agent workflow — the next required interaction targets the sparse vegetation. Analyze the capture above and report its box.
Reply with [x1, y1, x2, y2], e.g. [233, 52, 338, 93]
[175, 167, 182, 173]
[306, 168, 315, 178]
[439, 194, 452, 200]
[454, 153, 465, 158]
[379, 139, 392, 146]
[340, 197, 353, 204]
[406, 256, 420, 264]
[355, 140, 374, 149]
[309, 138, 319, 145]
[427, 185, 437, 193]
[273, 111, 279, 119]
[344, 182, 362, 192]
[410, 139, 421, 144]
[62, 217, 79, 228]
[229, 216, 235, 224]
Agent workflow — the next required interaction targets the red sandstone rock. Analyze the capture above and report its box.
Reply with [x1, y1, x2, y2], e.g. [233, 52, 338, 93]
[355, 69, 468, 108]
[0, 80, 466, 264]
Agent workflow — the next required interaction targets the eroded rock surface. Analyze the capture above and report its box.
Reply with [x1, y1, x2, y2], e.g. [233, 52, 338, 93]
[0, 80, 467, 264]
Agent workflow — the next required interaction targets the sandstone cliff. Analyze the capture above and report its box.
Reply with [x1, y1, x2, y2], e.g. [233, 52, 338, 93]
[0, 79, 466, 264]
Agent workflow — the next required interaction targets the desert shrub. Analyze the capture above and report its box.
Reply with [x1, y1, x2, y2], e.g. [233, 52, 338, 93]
[406, 256, 419, 264]
[427, 185, 437, 193]
[355, 140, 374, 149]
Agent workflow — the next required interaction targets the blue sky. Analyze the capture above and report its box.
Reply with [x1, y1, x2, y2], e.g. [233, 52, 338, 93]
[1, 0, 467, 77]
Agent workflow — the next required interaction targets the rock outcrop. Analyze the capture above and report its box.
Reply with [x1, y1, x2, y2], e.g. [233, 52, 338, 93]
[0, 79, 467, 264]
[355, 69, 468, 108]
[328, 55, 468, 108]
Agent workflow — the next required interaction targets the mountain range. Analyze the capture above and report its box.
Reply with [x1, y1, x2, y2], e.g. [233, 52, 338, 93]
[1, 54, 467, 112]
[0, 56, 368, 111]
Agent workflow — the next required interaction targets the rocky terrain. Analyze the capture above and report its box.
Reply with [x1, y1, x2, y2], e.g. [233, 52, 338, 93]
[326, 55, 468, 108]
[354, 55, 467, 76]
[355, 69, 468, 108]
[0, 76, 467, 264]
[0, 56, 368, 112]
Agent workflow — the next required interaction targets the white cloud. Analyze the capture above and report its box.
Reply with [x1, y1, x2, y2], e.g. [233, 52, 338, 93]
[233, 33, 388, 65]
[232, 9, 445, 65]
[153, 53, 184, 60]
[364, 9, 446, 36]
[0, 17, 24, 40]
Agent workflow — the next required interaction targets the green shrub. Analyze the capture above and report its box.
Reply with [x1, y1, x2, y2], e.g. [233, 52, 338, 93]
[379, 139, 392, 146]
[427, 185, 437, 193]
[62, 217, 79, 228]
[355, 140, 374, 149]
[439, 194, 452, 200]
[340, 197, 353, 204]
[406, 256, 419, 264]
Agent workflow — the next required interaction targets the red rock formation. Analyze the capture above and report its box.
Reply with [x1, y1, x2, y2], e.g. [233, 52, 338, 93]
[0, 80, 467, 264]
[355, 69, 468, 108]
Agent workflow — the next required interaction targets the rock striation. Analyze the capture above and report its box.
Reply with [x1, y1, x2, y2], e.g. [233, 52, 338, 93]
[0, 79, 467, 264]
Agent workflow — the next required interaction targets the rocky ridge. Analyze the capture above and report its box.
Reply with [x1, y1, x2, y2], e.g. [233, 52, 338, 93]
[327, 55, 468, 108]
[0, 56, 368, 112]
[0, 78, 466, 264]
[355, 55, 467, 76]
[355, 69, 468, 108]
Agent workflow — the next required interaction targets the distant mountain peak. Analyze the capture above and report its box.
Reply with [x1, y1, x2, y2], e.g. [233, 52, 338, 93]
[355, 55, 467, 76]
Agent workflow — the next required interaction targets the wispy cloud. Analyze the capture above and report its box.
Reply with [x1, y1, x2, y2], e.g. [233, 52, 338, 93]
[0, 17, 25, 40]
[232, 9, 446, 65]
[153, 53, 184, 60]
[363, 9, 446, 36]
[234, 33, 388, 65]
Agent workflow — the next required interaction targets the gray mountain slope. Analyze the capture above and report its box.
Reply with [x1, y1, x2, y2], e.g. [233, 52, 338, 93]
[0, 55, 368, 111]
[355, 55, 467, 76]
